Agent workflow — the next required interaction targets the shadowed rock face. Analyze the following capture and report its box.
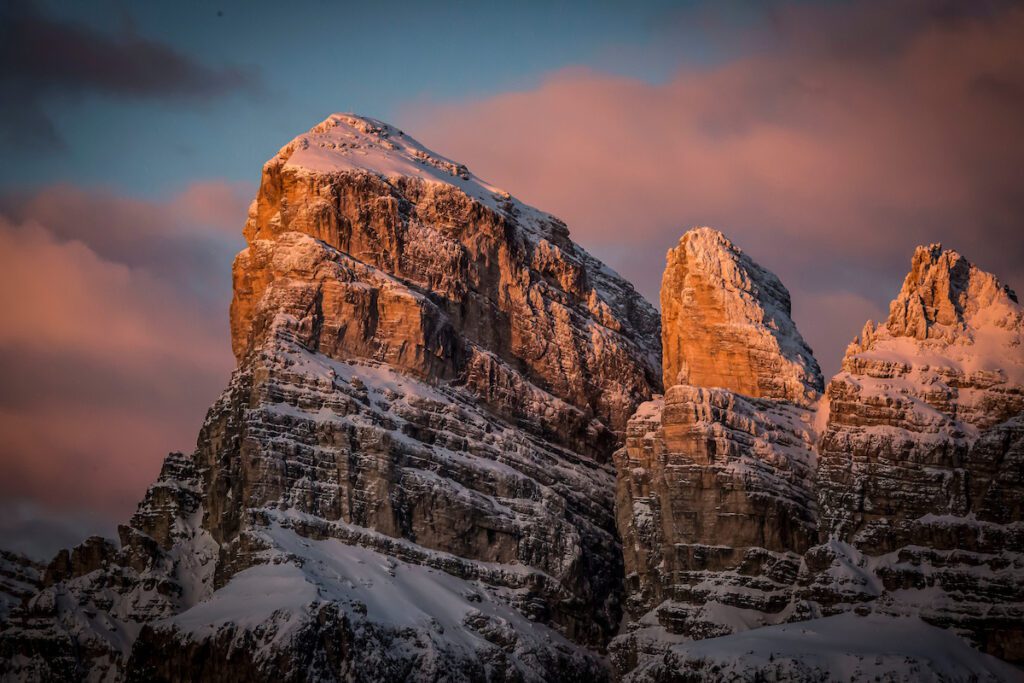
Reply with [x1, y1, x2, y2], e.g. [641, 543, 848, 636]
[0, 114, 661, 682]
[0, 551, 42, 622]
[613, 228, 822, 673]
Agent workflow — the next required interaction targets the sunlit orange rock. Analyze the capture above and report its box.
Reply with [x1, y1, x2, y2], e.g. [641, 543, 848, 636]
[613, 227, 822, 672]
[660, 227, 821, 406]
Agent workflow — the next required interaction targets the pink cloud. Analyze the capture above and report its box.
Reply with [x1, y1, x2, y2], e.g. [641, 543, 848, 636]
[404, 2, 1024, 378]
[0, 183, 244, 547]
[176, 181, 255, 236]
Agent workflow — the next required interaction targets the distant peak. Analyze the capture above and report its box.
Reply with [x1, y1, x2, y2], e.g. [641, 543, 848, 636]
[844, 244, 1024, 385]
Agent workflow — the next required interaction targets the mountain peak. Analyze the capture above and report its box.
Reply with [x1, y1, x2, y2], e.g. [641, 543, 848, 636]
[247, 113, 580, 250]
[280, 112, 473, 180]
[273, 112, 515, 212]
[884, 243, 1020, 342]
[660, 226, 823, 406]
[845, 243, 1024, 390]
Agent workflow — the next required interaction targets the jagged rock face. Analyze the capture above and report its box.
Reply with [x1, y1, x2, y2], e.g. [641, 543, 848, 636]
[613, 239, 1024, 680]
[813, 244, 1024, 662]
[0, 453, 216, 682]
[200, 320, 626, 640]
[612, 228, 821, 676]
[232, 114, 661, 456]
[0, 115, 660, 682]
[885, 243, 1020, 343]
[0, 551, 42, 622]
[660, 227, 822, 408]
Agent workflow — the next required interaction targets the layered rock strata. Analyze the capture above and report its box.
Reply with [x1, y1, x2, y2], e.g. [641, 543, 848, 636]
[3, 115, 1021, 682]
[614, 239, 1024, 680]
[660, 227, 821, 406]
[612, 228, 823, 674]
[0, 114, 661, 682]
[809, 244, 1024, 662]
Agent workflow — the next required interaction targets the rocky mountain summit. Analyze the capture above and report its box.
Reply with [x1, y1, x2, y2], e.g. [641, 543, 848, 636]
[812, 243, 1024, 662]
[660, 227, 822, 407]
[0, 114, 661, 682]
[612, 228, 824, 673]
[613, 235, 1024, 681]
[1, 116, 1021, 683]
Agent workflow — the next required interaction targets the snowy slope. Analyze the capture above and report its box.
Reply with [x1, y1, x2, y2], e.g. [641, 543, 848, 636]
[630, 612, 1023, 682]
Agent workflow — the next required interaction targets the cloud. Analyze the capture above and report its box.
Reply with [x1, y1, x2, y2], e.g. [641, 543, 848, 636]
[0, 182, 246, 546]
[405, 0, 1024, 378]
[0, 181, 251, 292]
[0, 1, 261, 151]
[0, 499, 115, 562]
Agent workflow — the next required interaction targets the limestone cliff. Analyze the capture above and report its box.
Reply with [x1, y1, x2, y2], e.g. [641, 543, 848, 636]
[612, 228, 822, 675]
[2, 117, 1021, 682]
[0, 114, 661, 682]
[810, 243, 1024, 662]
[612, 235, 1024, 680]
[660, 228, 821, 407]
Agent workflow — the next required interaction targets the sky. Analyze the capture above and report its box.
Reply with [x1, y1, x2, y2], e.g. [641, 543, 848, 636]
[1, 0, 1023, 559]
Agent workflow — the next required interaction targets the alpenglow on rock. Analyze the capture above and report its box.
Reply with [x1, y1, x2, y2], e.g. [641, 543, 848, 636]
[612, 227, 823, 676]
[3, 116, 1022, 683]
[0, 114, 661, 682]
[811, 243, 1024, 663]
[660, 227, 822, 407]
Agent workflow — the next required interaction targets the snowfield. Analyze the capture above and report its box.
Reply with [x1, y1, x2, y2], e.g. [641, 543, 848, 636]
[630, 612, 1023, 682]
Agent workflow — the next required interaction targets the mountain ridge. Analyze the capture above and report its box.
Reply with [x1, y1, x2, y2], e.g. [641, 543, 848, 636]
[1, 116, 1021, 683]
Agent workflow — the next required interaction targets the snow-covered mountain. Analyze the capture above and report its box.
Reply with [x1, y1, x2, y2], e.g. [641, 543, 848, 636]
[612, 233, 1024, 680]
[0, 114, 661, 682]
[1, 116, 1021, 682]
[612, 228, 824, 671]
[810, 243, 1024, 661]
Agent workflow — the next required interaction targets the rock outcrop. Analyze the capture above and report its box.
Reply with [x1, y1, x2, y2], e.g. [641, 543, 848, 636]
[231, 114, 660, 455]
[810, 244, 1024, 662]
[660, 228, 821, 407]
[0, 551, 42, 622]
[612, 228, 823, 675]
[2, 116, 1021, 682]
[612, 235, 1024, 679]
[0, 114, 661, 682]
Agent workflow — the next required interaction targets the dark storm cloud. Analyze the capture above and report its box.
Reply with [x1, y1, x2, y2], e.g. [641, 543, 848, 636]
[0, 0, 261, 150]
